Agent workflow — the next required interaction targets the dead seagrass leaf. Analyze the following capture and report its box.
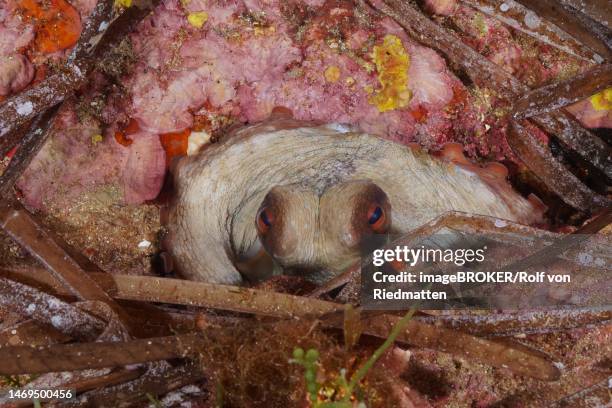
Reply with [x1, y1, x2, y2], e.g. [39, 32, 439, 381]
[0, 203, 132, 327]
[513, 63, 612, 119]
[508, 120, 610, 210]
[464, 0, 609, 61]
[514, 0, 611, 59]
[0, 278, 105, 340]
[0, 319, 71, 348]
[0, 333, 203, 375]
[343, 304, 362, 349]
[59, 362, 204, 408]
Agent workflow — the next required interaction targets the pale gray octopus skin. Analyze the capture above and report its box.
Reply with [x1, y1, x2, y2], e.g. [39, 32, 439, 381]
[165, 113, 542, 285]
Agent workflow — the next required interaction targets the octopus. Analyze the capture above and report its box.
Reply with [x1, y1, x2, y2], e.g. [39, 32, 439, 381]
[165, 110, 542, 284]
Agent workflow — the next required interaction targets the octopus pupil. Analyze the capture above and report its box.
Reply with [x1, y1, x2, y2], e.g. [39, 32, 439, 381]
[369, 207, 383, 224]
[260, 210, 272, 227]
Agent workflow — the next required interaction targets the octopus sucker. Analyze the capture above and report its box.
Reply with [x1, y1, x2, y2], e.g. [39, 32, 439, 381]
[165, 113, 542, 284]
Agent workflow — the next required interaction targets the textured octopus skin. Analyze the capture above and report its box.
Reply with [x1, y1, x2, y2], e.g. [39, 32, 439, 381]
[165, 117, 541, 285]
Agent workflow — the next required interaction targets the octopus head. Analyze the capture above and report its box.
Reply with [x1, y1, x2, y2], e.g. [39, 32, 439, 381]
[254, 180, 392, 282]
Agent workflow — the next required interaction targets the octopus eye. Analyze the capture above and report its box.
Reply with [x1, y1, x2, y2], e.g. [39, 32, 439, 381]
[257, 208, 273, 233]
[367, 206, 386, 232]
[368, 206, 383, 224]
